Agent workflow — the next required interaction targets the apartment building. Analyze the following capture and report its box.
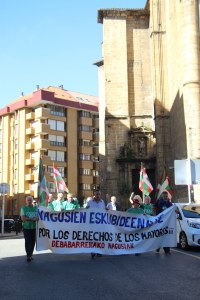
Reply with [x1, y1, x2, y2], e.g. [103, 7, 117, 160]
[0, 86, 99, 216]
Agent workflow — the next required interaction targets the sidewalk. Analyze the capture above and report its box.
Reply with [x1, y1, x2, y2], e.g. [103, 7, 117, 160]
[0, 231, 23, 239]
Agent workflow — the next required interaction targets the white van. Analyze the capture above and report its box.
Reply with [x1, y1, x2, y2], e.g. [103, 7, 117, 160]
[175, 203, 200, 250]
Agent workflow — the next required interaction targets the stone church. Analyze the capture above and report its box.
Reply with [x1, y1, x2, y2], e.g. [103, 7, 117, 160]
[95, 0, 200, 207]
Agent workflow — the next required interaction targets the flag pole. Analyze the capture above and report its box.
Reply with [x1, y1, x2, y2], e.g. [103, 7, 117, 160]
[141, 162, 145, 203]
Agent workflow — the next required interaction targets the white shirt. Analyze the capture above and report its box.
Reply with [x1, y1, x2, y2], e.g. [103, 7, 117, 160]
[106, 202, 117, 211]
[87, 199, 105, 209]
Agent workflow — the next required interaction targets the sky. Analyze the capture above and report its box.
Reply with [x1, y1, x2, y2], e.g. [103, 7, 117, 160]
[0, 0, 146, 108]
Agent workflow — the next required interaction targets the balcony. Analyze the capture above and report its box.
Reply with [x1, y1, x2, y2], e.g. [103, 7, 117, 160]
[79, 146, 93, 155]
[25, 189, 34, 195]
[25, 142, 35, 150]
[79, 131, 93, 140]
[79, 117, 93, 126]
[93, 118, 99, 129]
[79, 160, 93, 169]
[34, 139, 50, 150]
[35, 123, 50, 135]
[79, 175, 93, 184]
[93, 132, 99, 142]
[93, 147, 99, 156]
[25, 174, 34, 181]
[26, 112, 35, 120]
[26, 127, 35, 135]
[35, 107, 50, 120]
[25, 158, 35, 165]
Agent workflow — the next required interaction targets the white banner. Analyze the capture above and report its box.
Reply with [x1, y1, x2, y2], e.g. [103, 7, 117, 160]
[36, 206, 177, 255]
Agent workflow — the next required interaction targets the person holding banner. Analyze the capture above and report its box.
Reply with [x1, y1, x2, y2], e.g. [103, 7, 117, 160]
[47, 193, 54, 210]
[86, 190, 106, 210]
[154, 191, 173, 254]
[20, 196, 38, 262]
[63, 193, 80, 210]
[51, 192, 65, 212]
[143, 196, 154, 215]
[86, 191, 106, 258]
[126, 198, 144, 214]
[129, 194, 142, 205]
[106, 195, 120, 211]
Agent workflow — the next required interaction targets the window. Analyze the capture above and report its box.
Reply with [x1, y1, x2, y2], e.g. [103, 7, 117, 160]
[30, 121, 39, 128]
[93, 128, 99, 134]
[15, 139, 18, 150]
[47, 166, 65, 177]
[14, 184, 18, 194]
[48, 150, 65, 162]
[15, 124, 18, 136]
[14, 169, 17, 180]
[15, 112, 18, 121]
[57, 121, 65, 131]
[79, 139, 91, 146]
[93, 142, 99, 147]
[49, 135, 65, 146]
[93, 170, 99, 176]
[47, 105, 65, 117]
[48, 182, 56, 192]
[48, 119, 65, 131]
[79, 183, 91, 190]
[14, 154, 18, 165]
[79, 111, 91, 118]
[93, 156, 99, 162]
[79, 168, 91, 175]
[79, 154, 91, 161]
[79, 125, 91, 132]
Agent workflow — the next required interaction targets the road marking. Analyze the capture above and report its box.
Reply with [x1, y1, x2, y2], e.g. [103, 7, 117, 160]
[172, 248, 200, 260]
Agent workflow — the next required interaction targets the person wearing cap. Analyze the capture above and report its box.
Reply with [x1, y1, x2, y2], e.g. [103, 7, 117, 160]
[129, 194, 142, 205]
[127, 197, 144, 214]
[20, 195, 38, 262]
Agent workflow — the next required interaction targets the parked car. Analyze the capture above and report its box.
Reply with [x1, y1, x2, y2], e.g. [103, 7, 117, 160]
[0, 219, 15, 233]
[175, 203, 200, 250]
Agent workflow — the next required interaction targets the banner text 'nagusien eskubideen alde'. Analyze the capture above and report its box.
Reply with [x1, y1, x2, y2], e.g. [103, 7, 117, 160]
[36, 206, 177, 255]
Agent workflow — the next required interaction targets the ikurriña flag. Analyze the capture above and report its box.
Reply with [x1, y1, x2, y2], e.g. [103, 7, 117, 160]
[38, 157, 49, 206]
[139, 165, 153, 196]
[156, 168, 173, 200]
[53, 164, 69, 193]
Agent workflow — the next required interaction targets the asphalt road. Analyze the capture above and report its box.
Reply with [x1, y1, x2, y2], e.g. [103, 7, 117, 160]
[0, 234, 200, 300]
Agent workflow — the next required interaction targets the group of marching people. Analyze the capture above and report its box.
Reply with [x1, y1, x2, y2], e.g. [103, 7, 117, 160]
[20, 189, 172, 262]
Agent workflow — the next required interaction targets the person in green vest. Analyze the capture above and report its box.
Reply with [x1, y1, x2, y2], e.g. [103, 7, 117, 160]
[20, 195, 38, 262]
[126, 197, 144, 256]
[126, 198, 144, 214]
[47, 193, 54, 210]
[63, 193, 80, 210]
[143, 196, 154, 215]
[51, 192, 65, 212]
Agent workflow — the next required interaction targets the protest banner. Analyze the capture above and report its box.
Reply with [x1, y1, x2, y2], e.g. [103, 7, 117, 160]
[36, 206, 177, 255]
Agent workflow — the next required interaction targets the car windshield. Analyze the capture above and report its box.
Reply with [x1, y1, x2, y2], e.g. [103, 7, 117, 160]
[181, 205, 200, 218]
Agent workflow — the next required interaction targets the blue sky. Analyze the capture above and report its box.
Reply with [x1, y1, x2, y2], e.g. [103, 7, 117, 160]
[0, 0, 146, 108]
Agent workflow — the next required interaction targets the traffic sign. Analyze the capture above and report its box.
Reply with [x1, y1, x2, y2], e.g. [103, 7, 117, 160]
[0, 183, 10, 194]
